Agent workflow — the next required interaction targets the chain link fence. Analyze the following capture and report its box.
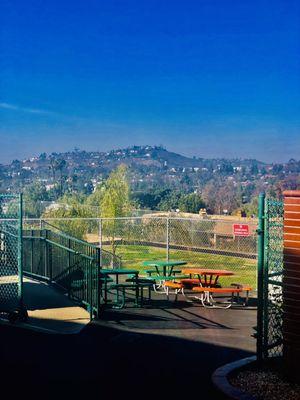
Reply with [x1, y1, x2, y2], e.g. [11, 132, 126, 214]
[258, 197, 284, 359]
[0, 194, 25, 318]
[24, 216, 258, 289]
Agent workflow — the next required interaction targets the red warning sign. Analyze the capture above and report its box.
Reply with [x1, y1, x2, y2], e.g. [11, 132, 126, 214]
[233, 224, 250, 237]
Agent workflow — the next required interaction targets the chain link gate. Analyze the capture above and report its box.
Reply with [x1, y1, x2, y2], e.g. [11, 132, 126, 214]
[0, 194, 27, 321]
[257, 193, 284, 361]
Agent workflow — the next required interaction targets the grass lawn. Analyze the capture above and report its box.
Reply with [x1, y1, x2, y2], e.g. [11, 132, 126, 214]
[103, 244, 257, 289]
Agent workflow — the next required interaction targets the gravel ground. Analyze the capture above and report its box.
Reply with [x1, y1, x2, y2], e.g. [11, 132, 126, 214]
[230, 363, 300, 400]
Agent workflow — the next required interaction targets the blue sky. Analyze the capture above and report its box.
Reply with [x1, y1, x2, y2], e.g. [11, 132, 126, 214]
[0, 0, 299, 163]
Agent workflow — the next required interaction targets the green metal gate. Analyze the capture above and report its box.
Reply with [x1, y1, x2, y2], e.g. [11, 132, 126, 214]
[257, 193, 284, 360]
[0, 194, 26, 320]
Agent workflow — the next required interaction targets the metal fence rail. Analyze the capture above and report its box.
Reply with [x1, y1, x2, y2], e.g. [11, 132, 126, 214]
[24, 216, 258, 289]
[23, 225, 101, 319]
[0, 194, 26, 320]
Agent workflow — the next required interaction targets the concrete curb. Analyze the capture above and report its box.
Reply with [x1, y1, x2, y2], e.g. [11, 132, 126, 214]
[212, 355, 258, 400]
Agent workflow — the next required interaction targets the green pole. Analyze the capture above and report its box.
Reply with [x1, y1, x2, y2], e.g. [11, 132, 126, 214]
[96, 247, 100, 318]
[262, 198, 269, 359]
[166, 217, 170, 262]
[18, 193, 26, 319]
[67, 238, 71, 297]
[89, 260, 93, 321]
[257, 193, 265, 362]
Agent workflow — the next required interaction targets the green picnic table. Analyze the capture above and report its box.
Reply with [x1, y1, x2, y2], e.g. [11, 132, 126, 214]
[100, 268, 139, 284]
[100, 269, 140, 308]
[142, 260, 187, 277]
[142, 260, 188, 294]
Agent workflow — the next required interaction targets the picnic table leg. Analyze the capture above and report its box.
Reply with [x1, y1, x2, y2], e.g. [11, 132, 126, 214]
[116, 273, 119, 304]
[135, 273, 139, 307]
[245, 290, 249, 306]
[112, 287, 125, 309]
[214, 276, 220, 286]
[201, 291, 207, 307]
[166, 286, 169, 300]
[197, 274, 203, 286]
[104, 278, 108, 304]
[206, 291, 232, 309]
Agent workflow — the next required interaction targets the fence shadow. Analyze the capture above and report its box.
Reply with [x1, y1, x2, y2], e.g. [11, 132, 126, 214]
[0, 317, 254, 399]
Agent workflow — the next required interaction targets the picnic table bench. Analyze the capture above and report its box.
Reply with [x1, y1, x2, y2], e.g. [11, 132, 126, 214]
[164, 280, 252, 307]
[109, 280, 155, 308]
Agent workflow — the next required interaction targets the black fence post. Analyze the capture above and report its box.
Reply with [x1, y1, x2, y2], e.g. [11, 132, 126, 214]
[96, 247, 101, 318]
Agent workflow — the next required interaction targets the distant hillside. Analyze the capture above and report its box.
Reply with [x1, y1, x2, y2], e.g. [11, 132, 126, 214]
[0, 145, 267, 172]
[1, 145, 299, 211]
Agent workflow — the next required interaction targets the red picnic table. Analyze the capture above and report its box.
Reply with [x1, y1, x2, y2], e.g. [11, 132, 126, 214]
[179, 268, 251, 308]
[181, 268, 234, 288]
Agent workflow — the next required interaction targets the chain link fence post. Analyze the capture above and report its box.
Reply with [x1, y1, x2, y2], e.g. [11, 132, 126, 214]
[257, 192, 265, 362]
[166, 217, 170, 261]
[18, 193, 25, 314]
[98, 218, 103, 267]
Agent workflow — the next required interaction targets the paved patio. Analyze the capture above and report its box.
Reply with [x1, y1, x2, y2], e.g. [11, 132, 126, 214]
[23, 278, 90, 333]
[97, 296, 256, 352]
[0, 289, 256, 400]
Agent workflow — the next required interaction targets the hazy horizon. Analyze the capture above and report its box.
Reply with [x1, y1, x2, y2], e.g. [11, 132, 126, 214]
[0, 141, 298, 166]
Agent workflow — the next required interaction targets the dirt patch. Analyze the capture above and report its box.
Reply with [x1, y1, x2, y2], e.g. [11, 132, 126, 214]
[229, 359, 300, 400]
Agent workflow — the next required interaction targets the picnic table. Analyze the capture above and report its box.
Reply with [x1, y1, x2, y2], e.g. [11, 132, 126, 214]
[182, 268, 234, 288]
[100, 268, 140, 308]
[177, 268, 251, 308]
[165, 268, 237, 306]
[100, 268, 139, 284]
[142, 260, 188, 294]
[143, 260, 187, 276]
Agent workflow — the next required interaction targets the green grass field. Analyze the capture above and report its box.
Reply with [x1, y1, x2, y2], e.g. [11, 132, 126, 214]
[103, 244, 257, 289]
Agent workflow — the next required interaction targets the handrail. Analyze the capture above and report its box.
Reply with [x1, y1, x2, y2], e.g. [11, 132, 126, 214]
[41, 220, 99, 250]
[23, 235, 44, 240]
[23, 227, 121, 267]
[45, 238, 96, 261]
[40, 220, 122, 267]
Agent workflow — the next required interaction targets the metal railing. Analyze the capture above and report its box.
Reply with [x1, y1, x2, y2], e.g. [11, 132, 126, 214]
[23, 226, 101, 319]
[41, 220, 122, 269]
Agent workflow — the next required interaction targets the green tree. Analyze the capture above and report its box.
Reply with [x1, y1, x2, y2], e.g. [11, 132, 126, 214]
[100, 165, 132, 219]
[100, 165, 133, 257]
[23, 183, 50, 218]
[158, 191, 181, 211]
[179, 193, 206, 214]
[49, 157, 67, 197]
[86, 184, 105, 215]
[133, 189, 171, 210]
[42, 193, 92, 239]
[241, 197, 259, 217]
